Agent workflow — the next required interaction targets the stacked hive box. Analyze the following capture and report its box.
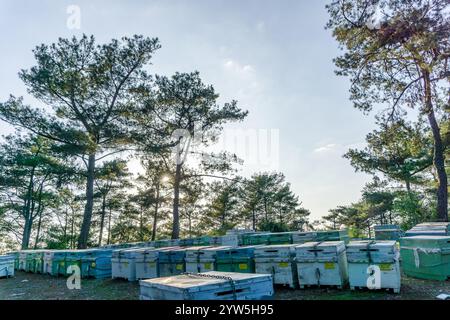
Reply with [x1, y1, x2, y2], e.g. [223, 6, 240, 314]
[346, 240, 400, 293]
[158, 247, 186, 277]
[44, 250, 68, 276]
[192, 236, 211, 246]
[295, 241, 348, 289]
[375, 225, 403, 241]
[18, 251, 30, 271]
[153, 239, 180, 248]
[292, 232, 318, 244]
[135, 248, 159, 280]
[112, 248, 140, 281]
[139, 271, 274, 300]
[216, 246, 256, 273]
[79, 249, 112, 279]
[405, 222, 450, 237]
[254, 245, 298, 288]
[179, 239, 195, 247]
[316, 230, 349, 243]
[186, 246, 232, 273]
[0, 254, 15, 278]
[185, 246, 214, 273]
[25, 250, 47, 273]
[64, 249, 112, 279]
[242, 232, 294, 246]
[400, 236, 450, 281]
[209, 235, 239, 247]
[226, 229, 257, 246]
[7, 251, 19, 271]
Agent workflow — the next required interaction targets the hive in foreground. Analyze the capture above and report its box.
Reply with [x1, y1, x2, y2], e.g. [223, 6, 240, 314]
[0, 254, 15, 278]
[255, 244, 298, 288]
[346, 240, 400, 293]
[295, 241, 348, 289]
[400, 235, 450, 281]
[139, 271, 274, 300]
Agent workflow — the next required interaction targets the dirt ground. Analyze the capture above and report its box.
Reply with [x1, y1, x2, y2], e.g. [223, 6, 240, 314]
[0, 271, 449, 300]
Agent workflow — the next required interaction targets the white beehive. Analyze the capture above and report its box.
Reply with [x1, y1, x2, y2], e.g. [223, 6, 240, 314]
[185, 246, 232, 273]
[209, 235, 239, 247]
[295, 241, 348, 289]
[254, 245, 298, 288]
[139, 271, 274, 300]
[112, 247, 152, 281]
[135, 248, 159, 280]
[346, 240, 400, 293]
[0, 254, 15, 278]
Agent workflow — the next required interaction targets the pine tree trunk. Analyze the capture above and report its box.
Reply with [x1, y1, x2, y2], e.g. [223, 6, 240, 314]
[98, 193, 107, 247]
[34, 208, 43, 249]
[152, 183, 160, 241]
[423, 71, 448, 222]
[78, 153, 96, 248]
[107, 206, 112, 245]
[21, 217, 33, 250]
[172, 163, 182, 239]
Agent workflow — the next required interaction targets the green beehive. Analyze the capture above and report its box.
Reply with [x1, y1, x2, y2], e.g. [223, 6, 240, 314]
[242, 232, 294, 245]
[316, 230, 349, 243]
[33, 250, 47, 273]
[400, 236, 450, 281]
[215, 246, 256, 273]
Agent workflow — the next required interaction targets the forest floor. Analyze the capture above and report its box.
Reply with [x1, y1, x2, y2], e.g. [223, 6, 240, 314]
[0, 271, 449, 300]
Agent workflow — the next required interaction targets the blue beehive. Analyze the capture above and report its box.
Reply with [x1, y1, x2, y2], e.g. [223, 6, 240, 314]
[80, 249, 113, 279]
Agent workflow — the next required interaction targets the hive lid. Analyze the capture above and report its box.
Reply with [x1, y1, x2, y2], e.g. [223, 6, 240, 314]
[140, 271, 272, 293]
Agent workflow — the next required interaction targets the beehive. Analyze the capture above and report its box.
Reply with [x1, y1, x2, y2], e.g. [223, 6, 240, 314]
[295, 241, 348, 288]
[292, 232, 318, 244]
[139, 271, 274, 300]
[43, 250, 68, 276]
[226, 229, 257, 246]
[0, 254, 15, 278]
[254, 244, 298, 288]
[153, 239, 180, 248]
[346, 240, 400, 293]
[25, 250, 46, 273]
[405, 222, 450, 237]
[79, 249, 112, 279]
[158, 247, 186, 277]
[18, 251, 30, 271]
[400, 236, 450, 281]
[185, 246, 215, 273]
[242, 232, 294, 246]
[215, 246, 256, 273]
[375, 225, 403, 241]
[135, 248, 159, 280]
[112, 248, 140, 281]
[316, 230, 349, 243]
[209, 235, 239, 247]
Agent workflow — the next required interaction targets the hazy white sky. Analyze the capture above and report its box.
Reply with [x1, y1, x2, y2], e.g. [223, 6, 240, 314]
[0, 0, 377, 220]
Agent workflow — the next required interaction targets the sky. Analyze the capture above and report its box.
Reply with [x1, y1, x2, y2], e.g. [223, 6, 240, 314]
[0, 0, 377, 220]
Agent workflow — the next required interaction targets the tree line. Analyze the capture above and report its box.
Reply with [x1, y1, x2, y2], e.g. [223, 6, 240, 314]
[0, 35, 311, 250]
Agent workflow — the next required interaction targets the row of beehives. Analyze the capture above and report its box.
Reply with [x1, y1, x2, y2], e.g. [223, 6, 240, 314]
[11, 248, 114, 279]
[111, 240, 402, 293]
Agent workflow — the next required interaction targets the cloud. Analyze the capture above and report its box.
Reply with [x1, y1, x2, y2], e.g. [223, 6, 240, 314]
[313, 143, 339, 153]
[313, 142, 366, 154]
[223, 59, 255, 75]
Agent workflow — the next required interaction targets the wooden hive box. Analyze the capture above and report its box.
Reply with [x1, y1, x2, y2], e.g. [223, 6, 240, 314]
[112, 248, 141, 281]
[400, 235, 450, 281]
[405, 222, 450, 237]
[0, 254, 15, 278]
[215, 246, 257, 274]
[295, 241, 348, 289]
[346, 240, 400, 293]
[157, 247, 187, 277]
[255, 244, 298, 288]
[43, 250, 68, 276]
[139, 271, 274, 300]
[135, 248, 159, 280]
